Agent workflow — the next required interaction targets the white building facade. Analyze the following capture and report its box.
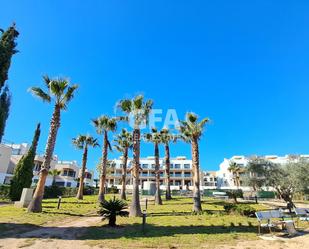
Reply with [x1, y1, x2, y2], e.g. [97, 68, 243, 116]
[0, 143, 94, 187]
[216, 154, 309, 190]
[106, 156, 193, 190]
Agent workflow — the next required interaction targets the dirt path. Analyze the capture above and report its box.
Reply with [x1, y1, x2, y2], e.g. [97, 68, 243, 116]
[0, 215, 102, 249]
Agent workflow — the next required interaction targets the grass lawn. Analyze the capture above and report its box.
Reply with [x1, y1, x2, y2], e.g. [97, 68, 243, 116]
[1, 195, 308, 249]
[81, 197, 268, 249]
[0, 195, 100, 235]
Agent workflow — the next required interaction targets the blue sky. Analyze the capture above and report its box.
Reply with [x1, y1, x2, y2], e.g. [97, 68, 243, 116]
[1, 0, 309, 175]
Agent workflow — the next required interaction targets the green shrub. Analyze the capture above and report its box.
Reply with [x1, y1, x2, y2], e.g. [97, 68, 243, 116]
[225, 189, 243, 203]
[0, 185, 10, 199]
[224, 203, 256, 217]
[107, 186, 118, 194]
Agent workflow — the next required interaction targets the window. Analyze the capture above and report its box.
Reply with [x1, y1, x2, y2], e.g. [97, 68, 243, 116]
[56, 182, 65, 187]
[175, 172, 182, 177]
[151, 164, 156, 169]
[142, 164, 148, 169]
[184, 164, 190, 169]
[170, 164, 174, 169]
[174, 164, 181, 169]
[68, 171, 76, 177]
[184, 173, 191, 178]
[66, 182, 72, 187]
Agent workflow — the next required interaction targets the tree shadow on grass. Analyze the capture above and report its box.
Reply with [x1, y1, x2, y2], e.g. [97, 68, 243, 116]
[0, 222, 258, 240]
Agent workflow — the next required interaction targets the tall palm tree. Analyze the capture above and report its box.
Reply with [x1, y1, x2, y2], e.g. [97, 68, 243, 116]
[160, 128, 176, 200]
[93, 115, 117, 202]
[144, 128, 163, 205]
[228, 161, 242, 189]
[72, 135, 99, 200]
[179, 112, 209, 213]
[27, 76, 78, 212]
[48, 169, 61, 186]
[114, 129, 133, 200]
[118, 95, 153, 217]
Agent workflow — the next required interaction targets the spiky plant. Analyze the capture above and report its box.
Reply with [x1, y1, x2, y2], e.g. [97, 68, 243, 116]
[98, 198, 129, 226]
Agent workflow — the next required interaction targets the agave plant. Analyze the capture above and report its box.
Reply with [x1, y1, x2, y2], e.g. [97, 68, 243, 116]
[98, 198, 129, 226]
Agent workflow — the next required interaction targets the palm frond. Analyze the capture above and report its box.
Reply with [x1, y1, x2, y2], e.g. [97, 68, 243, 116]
[29, 87, 51, 103]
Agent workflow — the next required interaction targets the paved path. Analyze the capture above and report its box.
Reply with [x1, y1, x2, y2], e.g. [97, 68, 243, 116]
[260, 200, 309, 209]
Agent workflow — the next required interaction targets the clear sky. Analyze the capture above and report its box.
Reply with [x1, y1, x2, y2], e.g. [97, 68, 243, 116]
[1, 0, 309, 175]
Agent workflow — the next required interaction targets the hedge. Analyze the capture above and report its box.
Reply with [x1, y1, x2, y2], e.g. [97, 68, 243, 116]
[224, 203, 257, 217]
[0, 185, 10, 199]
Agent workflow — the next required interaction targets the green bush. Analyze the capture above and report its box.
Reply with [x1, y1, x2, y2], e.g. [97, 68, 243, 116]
[107, 186, 119, 194]
[225, 189, 243, 203]
[224, 203, 256, 217]
[43, 186, 96, 198]
[0, 185, 10, 199]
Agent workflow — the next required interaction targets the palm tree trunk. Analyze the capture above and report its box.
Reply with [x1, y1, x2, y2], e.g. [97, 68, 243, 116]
[129, 128, 142, 217]
[154, 142, 162, 205]
[192, 138, 202, 212]
[165, 143, 172, 200]
[98, 131, 108, 202]
[76, 145, 88, 200]
[120, 147, 128, 200]
[28, 106, 60, 213]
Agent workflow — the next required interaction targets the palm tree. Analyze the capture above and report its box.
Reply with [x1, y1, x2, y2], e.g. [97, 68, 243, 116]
[118, 95, 153, 217]
[114, 129, 133, 200]
[228, 161, 242, 189]
[179, 112, 209, 213]
[48, 169, 61, 186]
[144, 128, 163, 205]
[72, 135, 99, 200]
[93, 115, 117, 202]
[27, 76, 78, 212]
[160, 128, 176, 200]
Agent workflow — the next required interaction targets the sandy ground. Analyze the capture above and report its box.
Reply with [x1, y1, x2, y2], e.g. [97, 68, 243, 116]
[0, 215, 308, 249]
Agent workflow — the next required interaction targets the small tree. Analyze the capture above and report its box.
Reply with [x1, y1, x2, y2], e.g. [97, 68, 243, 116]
[264, 158, 309, 210]
[226, 189, 243, 203]
[72, 135, 99, 200]
[0, 24, 19, 142]
[9, 123, 41, 201]
[48, 169, 61, 186]
[144, 127, 163, 205]
[160, 128, 176, 200]
[98, 198, 129, 226]
[228, 161, 242, 188]
[114, 129, 133, 200]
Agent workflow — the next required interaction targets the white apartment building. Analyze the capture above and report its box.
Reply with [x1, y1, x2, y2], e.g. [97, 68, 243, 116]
[216, 154, 309, 190]
[54, 160, 94, 187]
[0, 143, 94, 187]
[202, 171, 217, 189]
[107, 156, 193, 190]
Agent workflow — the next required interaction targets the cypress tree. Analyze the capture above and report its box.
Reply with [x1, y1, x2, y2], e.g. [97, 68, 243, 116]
[9, 123, 41, 201]
[0, 23, 19, 142]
